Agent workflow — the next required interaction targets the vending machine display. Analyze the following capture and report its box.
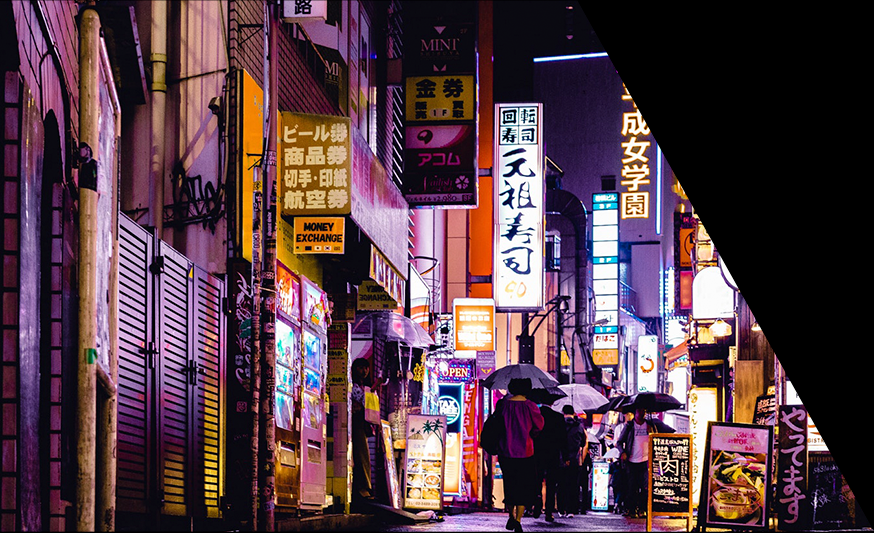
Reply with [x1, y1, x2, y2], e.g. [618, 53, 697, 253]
[299, 276, 329, 510]
[276, 319, 301, 431]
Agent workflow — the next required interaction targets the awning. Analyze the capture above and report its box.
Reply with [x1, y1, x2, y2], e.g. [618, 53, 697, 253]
[664, 340, 689, 365]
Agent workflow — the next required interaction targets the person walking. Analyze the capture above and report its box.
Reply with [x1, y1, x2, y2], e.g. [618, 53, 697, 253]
[350, 357, 380, 508]
[531, 402, 565, 522]
[579, 415, 593, 515]
[557, 405, 587, 518]
[616, 408, 675, 518]
[497, 378, 544, 533]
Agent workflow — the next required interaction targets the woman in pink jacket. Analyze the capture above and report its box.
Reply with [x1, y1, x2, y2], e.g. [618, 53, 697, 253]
[497, 378, 545, 533]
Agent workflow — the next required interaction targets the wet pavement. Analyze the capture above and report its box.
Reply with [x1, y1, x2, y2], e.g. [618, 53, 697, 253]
[347, 510, 696, 532]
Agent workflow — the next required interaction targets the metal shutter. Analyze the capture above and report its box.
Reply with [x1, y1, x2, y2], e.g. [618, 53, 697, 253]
[156, 242, 193, 516]
[191, 266, 225, 518]
[116, 214, 155, 513]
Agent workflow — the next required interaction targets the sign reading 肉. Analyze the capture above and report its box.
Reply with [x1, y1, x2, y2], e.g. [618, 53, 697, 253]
[698, 422, 773, 531]
[403, 414, 447, 511]
[649, 434, 693, 517]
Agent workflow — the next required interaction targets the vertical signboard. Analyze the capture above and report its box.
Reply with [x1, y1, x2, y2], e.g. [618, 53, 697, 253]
[777, 405, 810, 531]
[591, 460, 611, 511]
[381, 419, 401, 509]
[619, 83, 652, 220]
[648, 434, 693, 531]
[637, 335, 658, 392]
[689, 386, 717, 506]
[402, 6, 478, 208]
[591, 192, 619, 365]
[493, 103, 544, 311]
[403, 414, 447, 510]
[698, 422, 773, 531]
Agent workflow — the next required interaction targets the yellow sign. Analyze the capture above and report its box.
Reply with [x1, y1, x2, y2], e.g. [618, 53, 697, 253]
[293, 216, 345, 254]
[279, 112, 352, 217]
[593, 348, 619, 366]
[405, 75, 475, 122]
[357, 280, 400, 311]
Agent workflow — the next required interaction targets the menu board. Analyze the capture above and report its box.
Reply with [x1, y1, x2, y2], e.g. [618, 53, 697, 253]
[403, 414, 447, 510]
[381, 420, 401, 509]
[752, 394, 775, 425]
[698, 422, 773, 530]
[649, 434, 693, 515]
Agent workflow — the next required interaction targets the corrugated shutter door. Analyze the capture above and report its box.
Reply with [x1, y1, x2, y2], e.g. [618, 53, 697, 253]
[157, 242, 193, 516]
[116, 214, 154, 513]
[192, 266, 225, 518]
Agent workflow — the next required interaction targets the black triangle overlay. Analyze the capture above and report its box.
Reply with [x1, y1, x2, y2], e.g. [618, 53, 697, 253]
[578, 1, 870, 515]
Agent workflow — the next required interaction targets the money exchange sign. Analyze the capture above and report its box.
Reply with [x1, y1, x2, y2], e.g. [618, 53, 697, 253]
[493, 103, 544, 311]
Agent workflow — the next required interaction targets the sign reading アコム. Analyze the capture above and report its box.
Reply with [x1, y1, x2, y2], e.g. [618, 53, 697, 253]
[493, 103, 544, 311]
[279, 112, 352, 217]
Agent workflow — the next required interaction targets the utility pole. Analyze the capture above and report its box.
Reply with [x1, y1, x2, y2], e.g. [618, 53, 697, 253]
[259, 1, 280, 530]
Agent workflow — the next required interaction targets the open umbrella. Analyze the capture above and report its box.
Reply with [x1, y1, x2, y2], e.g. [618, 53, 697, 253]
[619, 392, 683, 413]
[481, 363, 559, 391]
[591, 395, 632, 415]
[527, 385, 567, 406]
[351, 311, 434, 348]
[551, 383, 609, 413]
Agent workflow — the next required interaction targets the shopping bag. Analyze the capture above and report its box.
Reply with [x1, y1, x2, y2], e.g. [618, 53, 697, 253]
[364, 386, 381, 425]
[479, 410, 505, 456]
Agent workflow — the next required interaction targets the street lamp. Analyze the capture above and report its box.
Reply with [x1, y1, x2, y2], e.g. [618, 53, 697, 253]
[516, 295, 571, 380]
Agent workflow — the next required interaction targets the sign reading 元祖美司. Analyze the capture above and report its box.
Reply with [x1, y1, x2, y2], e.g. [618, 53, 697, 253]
[592, 192, 619, 365]
[493, 103, 544, 311]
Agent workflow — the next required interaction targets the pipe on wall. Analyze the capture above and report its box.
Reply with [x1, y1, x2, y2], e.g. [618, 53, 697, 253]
[150, 0, 168, 236]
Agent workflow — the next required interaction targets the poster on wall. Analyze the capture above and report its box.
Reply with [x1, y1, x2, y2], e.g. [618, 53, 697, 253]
[698, 422, 773, 531]
[381, 420, 401, 509]
[403, 414, 447, 511]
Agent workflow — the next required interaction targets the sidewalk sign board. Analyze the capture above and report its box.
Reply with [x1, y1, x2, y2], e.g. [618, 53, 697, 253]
[647, 433, 693, 531]
[402, 414, 447, 511]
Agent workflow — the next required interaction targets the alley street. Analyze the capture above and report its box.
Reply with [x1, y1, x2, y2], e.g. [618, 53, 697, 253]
[348, 510, 696, 532]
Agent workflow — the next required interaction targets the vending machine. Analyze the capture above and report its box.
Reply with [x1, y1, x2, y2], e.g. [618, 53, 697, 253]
[275, 263, 302, 508]
[299, 276, 330, 510]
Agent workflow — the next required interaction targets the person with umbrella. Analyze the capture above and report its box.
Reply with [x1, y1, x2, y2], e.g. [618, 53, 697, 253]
[557, 405, 587, 518]
[616, 405, 676, 519]
[496, 377, 544, 533]
[528, 387, 566, 522]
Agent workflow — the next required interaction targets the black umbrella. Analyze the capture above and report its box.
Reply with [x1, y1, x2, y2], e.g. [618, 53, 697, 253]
[591, 395, 631, 414]
[481, 363, 560, 391]
[619, 392, 683, 413]
[527, 385, 567, 406]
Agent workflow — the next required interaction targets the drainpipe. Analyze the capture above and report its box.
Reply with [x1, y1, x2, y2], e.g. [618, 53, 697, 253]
[77, 5, 101, 531]
[150, 0, 168, 236]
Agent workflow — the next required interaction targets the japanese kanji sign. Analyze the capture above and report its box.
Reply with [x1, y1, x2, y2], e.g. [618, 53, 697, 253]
[279, 112, 352, 217]
[493, 103, 544, 311]
[592, 192, 619, 365]
[620, 83, 652, 220]
[280, 0, 328, 21]
[405, 75, 475, 122]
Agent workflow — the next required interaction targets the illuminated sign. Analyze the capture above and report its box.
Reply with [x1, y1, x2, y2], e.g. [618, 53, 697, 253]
[293, 216, 345, 254]
[637, 335, 658, 392]
[620, 83, 651, 220]
[437, 359, 474, 383]
[493, 103, 544, 311]
[276, 262, 300, 323]
[691, 267, 734, 320]
[279, 112, 352, 217]
[369, 245, 405, 308]
[452, 298, 495, 352]
[689, 386, 718, 506]
[592, 192, 619, 366]
[405, 75, 476, 122]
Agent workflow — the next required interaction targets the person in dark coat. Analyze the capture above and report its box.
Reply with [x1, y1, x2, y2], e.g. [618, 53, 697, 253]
[531, 403, 566, 522]
[497, 378, 544, 533]
[557, 405, 587, 517]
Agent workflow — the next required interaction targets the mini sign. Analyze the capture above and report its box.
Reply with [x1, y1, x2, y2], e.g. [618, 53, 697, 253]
[453, 298, 495, 352]
[293, 217, 345, 254]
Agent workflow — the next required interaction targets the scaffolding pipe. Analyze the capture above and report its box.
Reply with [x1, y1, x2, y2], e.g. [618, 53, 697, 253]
[77, 6, 101, 531]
